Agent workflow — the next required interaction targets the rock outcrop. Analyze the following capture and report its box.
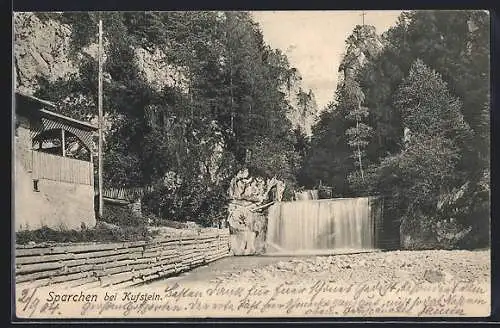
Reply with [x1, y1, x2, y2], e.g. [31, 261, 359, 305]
[400, 176, 490, 250]
[134, 47, 189, 93]
[227, 169, 285, 255]
[294, 190, 319, 200]
[14, 13, 77, 95]
[284, 85, 319, 136]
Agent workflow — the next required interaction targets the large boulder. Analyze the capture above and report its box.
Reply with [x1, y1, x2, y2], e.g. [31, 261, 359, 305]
[227, 204, 266, 255]
[401, 178, 487, 250]
[226, 169, 284, 255]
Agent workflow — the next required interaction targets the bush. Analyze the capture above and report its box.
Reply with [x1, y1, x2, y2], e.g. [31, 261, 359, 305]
[146, 216, 188, 229]
[101, 203, 147, 227]
[16, 224, 155, 245]
[141, 181, 229, 227]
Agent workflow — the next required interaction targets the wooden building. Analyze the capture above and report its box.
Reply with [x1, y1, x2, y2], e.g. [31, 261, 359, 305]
[14, 92, 98, 231]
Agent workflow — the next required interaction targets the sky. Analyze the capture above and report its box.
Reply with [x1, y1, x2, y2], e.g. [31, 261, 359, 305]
[251, 11, 403, 109]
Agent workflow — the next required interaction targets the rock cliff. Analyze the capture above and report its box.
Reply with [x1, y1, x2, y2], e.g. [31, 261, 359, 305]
[283, 84, 318, 137]
[226, 169, 285, 255]
[14, 13, 76, 95]
[133, 47, 189, 93]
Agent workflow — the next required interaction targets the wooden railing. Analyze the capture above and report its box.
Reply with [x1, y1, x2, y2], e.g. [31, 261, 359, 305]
[32, 151, 93, 186]
[103, 186, 154, 201]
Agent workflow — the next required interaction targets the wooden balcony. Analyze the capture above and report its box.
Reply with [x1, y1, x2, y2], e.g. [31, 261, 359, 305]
[31, 150, 94, 186]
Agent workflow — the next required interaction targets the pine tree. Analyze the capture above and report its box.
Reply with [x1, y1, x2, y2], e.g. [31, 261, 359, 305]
[394, 59, 472, 144]
[341, 78, 372, 186]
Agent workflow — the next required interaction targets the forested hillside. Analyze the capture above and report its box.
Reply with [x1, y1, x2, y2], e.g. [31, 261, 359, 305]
[14, 11, 317, 224]
[300, 10, 490, 249]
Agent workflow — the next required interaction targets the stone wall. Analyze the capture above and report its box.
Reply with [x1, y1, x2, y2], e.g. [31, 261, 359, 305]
[14, 123, 96, 231]
[15, 229, 230, 289]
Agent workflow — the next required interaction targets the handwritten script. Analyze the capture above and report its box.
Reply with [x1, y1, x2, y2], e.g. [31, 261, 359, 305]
[16, 278, 490, 318]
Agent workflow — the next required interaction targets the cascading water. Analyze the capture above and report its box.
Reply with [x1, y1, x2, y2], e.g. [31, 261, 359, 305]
[266, 197, 377, 254]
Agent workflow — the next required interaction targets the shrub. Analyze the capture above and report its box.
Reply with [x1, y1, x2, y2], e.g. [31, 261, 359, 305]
[141, 181, 229, 227]
[16, 224, 155, 245]
[101, 203, 147, 227]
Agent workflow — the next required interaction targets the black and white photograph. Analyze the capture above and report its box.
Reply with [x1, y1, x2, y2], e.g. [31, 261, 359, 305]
[13, 10, 491, 318]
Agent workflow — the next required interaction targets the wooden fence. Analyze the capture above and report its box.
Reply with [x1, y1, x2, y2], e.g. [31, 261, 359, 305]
[102, 186, 154, 201]
[32, 151, 93, 186]
[15, 229, 230, 290]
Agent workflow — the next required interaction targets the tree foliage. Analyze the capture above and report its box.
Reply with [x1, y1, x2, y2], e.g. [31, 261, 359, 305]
[371, 61, 467, 219]
[301, 11, 490, 248]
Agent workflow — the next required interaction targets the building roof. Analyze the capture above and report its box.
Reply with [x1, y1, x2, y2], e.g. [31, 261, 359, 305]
[15, 92, 98, 131]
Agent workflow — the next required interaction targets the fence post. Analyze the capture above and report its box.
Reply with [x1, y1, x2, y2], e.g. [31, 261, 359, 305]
[194, 232, 198, 268]
[176, 231, 182, 272]
[217, 231, 220, 251]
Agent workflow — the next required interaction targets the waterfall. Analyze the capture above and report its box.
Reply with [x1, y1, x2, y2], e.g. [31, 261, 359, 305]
[266, 197, 377, 253]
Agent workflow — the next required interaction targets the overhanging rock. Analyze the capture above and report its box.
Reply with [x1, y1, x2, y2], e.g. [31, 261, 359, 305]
[226, 169, 284, 255]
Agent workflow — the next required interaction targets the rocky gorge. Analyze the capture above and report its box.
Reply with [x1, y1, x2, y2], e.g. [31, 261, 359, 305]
[13, 11, 490, 253]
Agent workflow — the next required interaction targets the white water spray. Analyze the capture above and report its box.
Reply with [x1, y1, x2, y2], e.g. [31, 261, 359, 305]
[266, 197, 376, 253]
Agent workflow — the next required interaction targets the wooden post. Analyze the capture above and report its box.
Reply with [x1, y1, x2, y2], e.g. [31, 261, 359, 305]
[98, 19, 104, 219]
[90, 143, 94, 187]
[176, 232, 182, 272]
[61, 129, 66, 157]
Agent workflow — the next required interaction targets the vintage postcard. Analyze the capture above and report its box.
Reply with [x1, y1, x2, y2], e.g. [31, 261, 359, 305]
[13, 10, 491, 319]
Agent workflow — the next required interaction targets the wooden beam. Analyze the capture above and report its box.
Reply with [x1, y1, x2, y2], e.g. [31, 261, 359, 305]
[249, 201, 275, 212]
[102, 197, 130, 205]
[38, 108, 98, 130]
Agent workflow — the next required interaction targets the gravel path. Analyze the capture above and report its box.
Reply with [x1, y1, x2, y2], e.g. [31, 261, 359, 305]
[146, 250, 490, 287]
[145, 256, 296, 287]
